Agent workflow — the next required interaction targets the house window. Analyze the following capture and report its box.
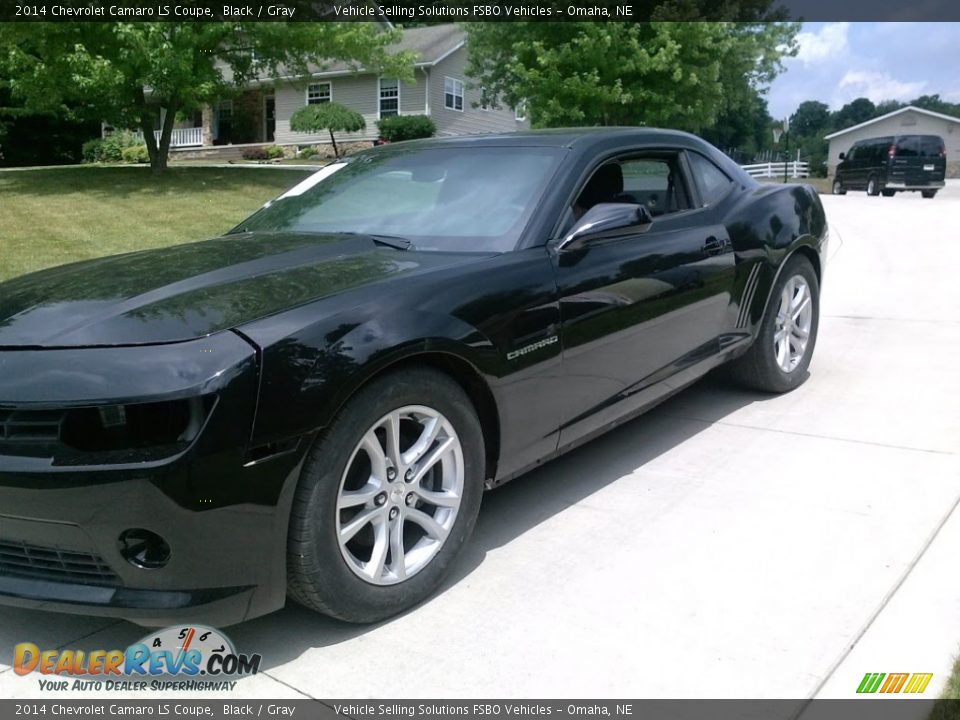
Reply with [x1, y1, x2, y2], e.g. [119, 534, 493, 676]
[306, 82, 331, 105]
[444, 77, 464, 112]
[379, 78, 399, 117]
[515, 100, 527, 122]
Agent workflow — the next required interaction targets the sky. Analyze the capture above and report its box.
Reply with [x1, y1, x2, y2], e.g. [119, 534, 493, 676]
[765, 22, 960, 120]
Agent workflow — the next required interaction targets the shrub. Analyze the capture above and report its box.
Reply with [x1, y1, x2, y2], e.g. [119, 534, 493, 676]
[121, 145, 149, 164]
[376, 115, 436, 143]
[298, 146, 319, 159]
[290, 102, 366, 158]
[82, 138, 105, 163]
[99, 131, 142, 162]
[241, 145, 284, 161]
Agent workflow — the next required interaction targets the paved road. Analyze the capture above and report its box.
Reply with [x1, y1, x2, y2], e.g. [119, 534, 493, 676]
[2, 181, 958, 706]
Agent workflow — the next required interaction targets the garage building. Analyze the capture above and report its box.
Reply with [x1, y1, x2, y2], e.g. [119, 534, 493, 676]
[825, 105, 960, 179]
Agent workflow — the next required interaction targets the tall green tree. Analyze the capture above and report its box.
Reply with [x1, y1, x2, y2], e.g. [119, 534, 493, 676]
[0, 23, 413, 172]
[463, 22, 797, 132]
[790, 100, 830, 138]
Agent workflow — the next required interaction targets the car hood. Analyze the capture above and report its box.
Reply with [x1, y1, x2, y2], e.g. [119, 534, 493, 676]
[0, 232, 480, 348]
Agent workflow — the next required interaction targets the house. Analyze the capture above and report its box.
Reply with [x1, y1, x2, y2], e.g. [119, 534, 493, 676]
[150, 25, 528, 153]
[824, 105, 960, 179]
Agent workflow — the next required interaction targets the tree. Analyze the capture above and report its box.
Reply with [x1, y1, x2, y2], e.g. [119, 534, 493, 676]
[463, 22, 797, 132]
[0, 23, 413, 173]
[830, 97, 876, 131]
[789, 100, 830, 138]
[290, 103, 366, 158]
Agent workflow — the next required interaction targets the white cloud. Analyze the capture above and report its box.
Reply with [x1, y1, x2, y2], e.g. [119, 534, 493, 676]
[836, 71, 928, 105]
[794, 23, 849, 64]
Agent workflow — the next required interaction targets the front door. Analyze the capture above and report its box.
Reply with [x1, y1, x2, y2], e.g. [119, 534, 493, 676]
[552, 152, 737, 445]
[264, 94, 276, 143]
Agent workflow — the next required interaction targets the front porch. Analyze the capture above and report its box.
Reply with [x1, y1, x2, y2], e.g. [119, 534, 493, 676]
[130, 89, 277, 150]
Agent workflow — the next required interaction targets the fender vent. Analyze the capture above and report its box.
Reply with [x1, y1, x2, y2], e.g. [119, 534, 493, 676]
[737, 263, 762, 329]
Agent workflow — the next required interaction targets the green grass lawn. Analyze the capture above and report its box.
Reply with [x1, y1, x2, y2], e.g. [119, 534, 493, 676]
[0, 166, 312, 282]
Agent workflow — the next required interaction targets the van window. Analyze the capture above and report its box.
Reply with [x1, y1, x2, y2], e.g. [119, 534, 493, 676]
[895, 137, 919, 157]
[919, 137, 945, 157]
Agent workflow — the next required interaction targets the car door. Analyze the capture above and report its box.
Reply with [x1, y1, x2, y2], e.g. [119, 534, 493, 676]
[843, 142, 864, 188]
[551, 150, 737, 446]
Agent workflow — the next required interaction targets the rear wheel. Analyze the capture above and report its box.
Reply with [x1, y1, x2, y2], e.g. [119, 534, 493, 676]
[287, 368, 485, 622]
[728, 255, 819, 394]
[832, 179, 846, 195]
[866, 175, 880, 196]
[881, 189, 896, 197]
[922, 190, 938, 199]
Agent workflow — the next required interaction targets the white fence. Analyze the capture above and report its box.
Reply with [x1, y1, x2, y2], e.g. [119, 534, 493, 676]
[741, 161, 809, 179]
[132, 126, 204, 149]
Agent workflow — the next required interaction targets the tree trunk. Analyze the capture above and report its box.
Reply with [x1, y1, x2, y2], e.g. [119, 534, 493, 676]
[152, 104, 178, 173]
[329, 129, 339, 159]
[138, 111, 159, 168]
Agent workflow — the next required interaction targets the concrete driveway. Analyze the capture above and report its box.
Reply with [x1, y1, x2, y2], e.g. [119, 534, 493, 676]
[2, 181, 959, 705]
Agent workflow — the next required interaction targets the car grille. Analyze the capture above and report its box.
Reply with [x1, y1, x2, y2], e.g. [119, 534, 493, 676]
[0, 408, 65, 443]
[0, 538, 120, 586]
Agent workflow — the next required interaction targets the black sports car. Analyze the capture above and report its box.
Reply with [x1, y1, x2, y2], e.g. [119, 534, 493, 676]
[0, 129, 827, 625]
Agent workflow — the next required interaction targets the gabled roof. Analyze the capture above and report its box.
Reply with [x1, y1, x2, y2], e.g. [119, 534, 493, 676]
[824, 105, 960, 140]
[235, 25, 465, 85]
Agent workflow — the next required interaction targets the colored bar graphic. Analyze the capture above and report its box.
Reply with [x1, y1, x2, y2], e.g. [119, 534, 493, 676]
[880, 673, 909, 693]
[857, 673, 886, 693]
[904, 673, 934, 694]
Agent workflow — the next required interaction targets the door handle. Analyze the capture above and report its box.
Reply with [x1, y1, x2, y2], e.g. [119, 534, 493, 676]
[702, 236, 728, 255]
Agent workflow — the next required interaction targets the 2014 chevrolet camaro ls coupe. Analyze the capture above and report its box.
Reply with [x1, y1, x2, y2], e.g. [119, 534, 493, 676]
[0, 129, 827, 625]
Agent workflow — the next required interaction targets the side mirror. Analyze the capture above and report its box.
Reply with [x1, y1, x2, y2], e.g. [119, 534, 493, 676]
[558, 203, 653, 252]
[838, 152, 846, 160]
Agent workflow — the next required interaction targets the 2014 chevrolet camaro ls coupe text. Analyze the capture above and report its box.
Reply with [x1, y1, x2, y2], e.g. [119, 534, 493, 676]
[0, 129, 827, 625]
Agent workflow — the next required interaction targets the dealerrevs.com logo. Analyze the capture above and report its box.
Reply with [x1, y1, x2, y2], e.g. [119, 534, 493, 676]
[14, 625, 261, 692]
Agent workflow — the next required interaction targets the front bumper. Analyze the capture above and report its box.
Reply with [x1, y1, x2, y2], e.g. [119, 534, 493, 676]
[0, 332, 305, 626]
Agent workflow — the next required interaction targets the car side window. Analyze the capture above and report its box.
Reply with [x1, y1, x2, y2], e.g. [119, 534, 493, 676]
[846, 144, 857, 160]
[687, 153, 733, 207]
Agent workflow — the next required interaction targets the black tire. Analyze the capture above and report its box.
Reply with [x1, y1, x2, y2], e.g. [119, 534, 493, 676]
[881, 189, 896, 197]
[922, 190, 938, 199]
[866, 175, 880, 196]
[287, 367, 485, 623]
[728, 255, 820, 394]
[832, 179, 846, 195]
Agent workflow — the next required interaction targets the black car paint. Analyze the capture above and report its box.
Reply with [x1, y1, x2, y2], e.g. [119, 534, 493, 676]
[835, 134, 947, 192]
[0, 129, 827, 625]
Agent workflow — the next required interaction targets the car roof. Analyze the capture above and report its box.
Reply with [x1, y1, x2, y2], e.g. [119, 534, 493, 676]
[392, 127, 711, 151]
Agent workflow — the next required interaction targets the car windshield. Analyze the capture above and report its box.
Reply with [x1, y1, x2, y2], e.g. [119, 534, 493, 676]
[233, 145, 564, 253]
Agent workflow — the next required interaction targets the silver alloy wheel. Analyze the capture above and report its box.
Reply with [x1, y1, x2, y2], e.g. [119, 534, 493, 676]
[335, 405, 464, 585]
[867, 178, 877, 195]
[832, 180, 842, 194]
[773, 274, 813, 373]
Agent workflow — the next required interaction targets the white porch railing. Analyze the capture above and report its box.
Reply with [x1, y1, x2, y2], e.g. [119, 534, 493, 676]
[741, 161, 809, 179]
[132, 126, 204, 148]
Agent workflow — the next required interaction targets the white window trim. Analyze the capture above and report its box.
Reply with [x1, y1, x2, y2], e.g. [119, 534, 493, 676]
[378, 77, 401, 120]
[305, 81, 332, 105]
[444, 76, 464, 113]
[515, 100, 527, 122]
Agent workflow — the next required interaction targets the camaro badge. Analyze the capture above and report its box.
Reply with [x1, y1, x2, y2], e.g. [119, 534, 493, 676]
[507, 335, 559, 361]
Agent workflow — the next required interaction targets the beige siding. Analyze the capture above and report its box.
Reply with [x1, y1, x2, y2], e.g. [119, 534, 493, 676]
[429, 48, 530, 137]
[274, 74, 426, 146]
[827, 110, 960, 178]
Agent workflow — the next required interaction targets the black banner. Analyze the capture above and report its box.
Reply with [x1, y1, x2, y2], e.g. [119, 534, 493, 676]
[2, 0, 960, 22]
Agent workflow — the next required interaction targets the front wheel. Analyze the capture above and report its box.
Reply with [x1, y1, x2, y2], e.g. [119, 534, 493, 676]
[922, 190, 938, 199]
[832, 179, 846, 195]
[728, 255, 820, 394]
[867, 175, 880, 196]
[287, 368, 485, 622]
